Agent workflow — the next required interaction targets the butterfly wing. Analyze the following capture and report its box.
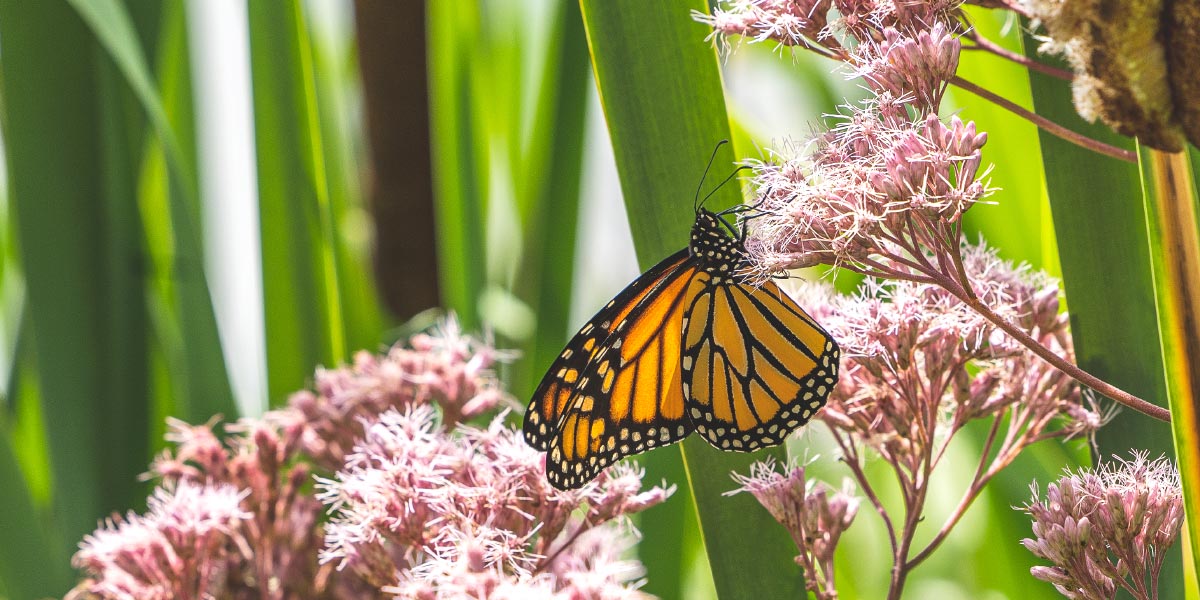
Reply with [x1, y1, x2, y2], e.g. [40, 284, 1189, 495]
[524, 249, 691, 451]
[537, 256, 701, 490]
[682, 275, 839, 451]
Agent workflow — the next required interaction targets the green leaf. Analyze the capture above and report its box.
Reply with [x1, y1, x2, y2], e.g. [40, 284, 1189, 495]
[66, 0, 191, 189]
[429, 1, 488, 331]
[308, 13, 387, 352]
[509, 0, 590, 402]
[580, 2, 804, 598]
[248, 0, 347, 403]
[0, 0, 144, 554]
[0, 427, 71, 599]
[1137, 144, 1200, 598]
[72, 0, 236, 423]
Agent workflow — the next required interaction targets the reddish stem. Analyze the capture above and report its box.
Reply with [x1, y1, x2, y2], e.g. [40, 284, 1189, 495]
[949, 76, 1137, 163]
[964, 32, 1074, 82]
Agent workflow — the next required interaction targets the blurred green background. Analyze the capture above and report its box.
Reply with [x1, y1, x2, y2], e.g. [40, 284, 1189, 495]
[0, 1, 1180, 599]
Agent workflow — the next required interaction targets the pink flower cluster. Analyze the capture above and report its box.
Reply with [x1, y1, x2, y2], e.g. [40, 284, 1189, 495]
[729, 459, 858, 600]
[851, 23, 960, 112]
[733, 246, 1101, 598]
[281, 317, 507, 470]
[743, 104, 990, 279]
[68, 482, 249, 600]
[320, 405, 670, 597]
[1023, 453, 1184, 600]
[68, 318, 668, 599]
[137, 415, 374, 599]
[696, 0, 966, 52]
[813, 243, 1100, 465]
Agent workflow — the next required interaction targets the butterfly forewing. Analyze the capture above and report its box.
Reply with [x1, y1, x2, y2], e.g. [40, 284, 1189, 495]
[542, 259, 700, 489]
[682, 276, 839, 451]
[523, 249, 691, 451]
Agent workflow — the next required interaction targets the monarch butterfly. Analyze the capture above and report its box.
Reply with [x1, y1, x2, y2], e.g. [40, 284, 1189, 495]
[523, 165, 840, 491]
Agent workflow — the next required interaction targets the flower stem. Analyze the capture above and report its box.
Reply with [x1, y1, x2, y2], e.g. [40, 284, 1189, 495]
[906, 415, 1003, 570]
[949, 76, 1137, 163]
[964, 32, 1074, 82]
[837, 439, 899, 556]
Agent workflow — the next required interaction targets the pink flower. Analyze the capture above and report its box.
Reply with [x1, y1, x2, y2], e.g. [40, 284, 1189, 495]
[744, 102, 991, 279]
[318, 406, 670, 597]
[281, 315, 507, 470]
[736, 250, 1101, 598]
[810, 244, 1099, 472]
[1022, 453, 1184, 600]
[850, 23, 960, 111]
[729, 458, 858, 600]
[68, 481, 249, 600]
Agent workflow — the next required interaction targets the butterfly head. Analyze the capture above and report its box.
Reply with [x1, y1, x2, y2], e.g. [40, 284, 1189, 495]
[689, 209, 744, 276]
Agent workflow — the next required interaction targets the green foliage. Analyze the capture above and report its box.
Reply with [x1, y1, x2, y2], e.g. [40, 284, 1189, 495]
[0, 2, 1192, 599]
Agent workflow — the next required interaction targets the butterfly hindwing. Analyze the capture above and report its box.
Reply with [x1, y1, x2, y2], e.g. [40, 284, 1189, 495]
[541, 258, 700, 489]
[681, 276, 839, 451]
[523, 249, 691, 452]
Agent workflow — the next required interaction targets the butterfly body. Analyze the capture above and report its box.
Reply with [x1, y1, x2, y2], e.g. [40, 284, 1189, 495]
[524, 208, 839, 490]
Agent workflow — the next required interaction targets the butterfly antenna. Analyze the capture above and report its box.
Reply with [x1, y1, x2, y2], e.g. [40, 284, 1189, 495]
[694, 140, 729, 213]
[702, 165, 752, 208]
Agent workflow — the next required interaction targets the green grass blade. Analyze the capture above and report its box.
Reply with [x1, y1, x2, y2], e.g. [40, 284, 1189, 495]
[1023, 44, 1174, 451]
[67, 0, 192, 190]
[141, 0, 238, 424]
[96, 52, 153, 510]
[249, 0, 345, 402]
[73, 0, 236, 422]
[1138, 145, 1200, 597]
[0, 0, 137, 551]
[509, 0, 590, 402]
[309, 10, 386, 352]
[428, 1, 487, 330]
[0, 427, 71, 599]
[580, 2, 804, 598]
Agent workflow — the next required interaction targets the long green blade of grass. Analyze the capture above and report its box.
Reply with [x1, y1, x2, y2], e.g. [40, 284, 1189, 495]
[580, 2, 804, 598]
[1138, 145, 1200, 597]
[510, 0, 590, 402]
[249, 0, 345, 402]
[428, 1, 487, 331]
[72, 0, 236, 423]
[308, 10, 386, 352]
[0, 0, 144, 555]
[67, 0, 191, 189]
[1023, 38, 1172, 459]
[0, 426, 71, 599]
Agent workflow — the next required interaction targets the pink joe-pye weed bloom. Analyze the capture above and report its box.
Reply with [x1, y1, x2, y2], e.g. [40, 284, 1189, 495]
[143, 414, 374, 598]
[732, 246, 1102, 598]
[850, 22, 961, 111]
[695, 0, 968, 55]
[67, 481, 250, 600]
[68, 316, 671, 599]
[729, 458, 858, 600]
[809, 243, 1101, 476]
[280, 314, 507, 471]
[318, 405, 672, 597]
[1022, 453, 1184, 600]
[742, 100, 991, 282]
